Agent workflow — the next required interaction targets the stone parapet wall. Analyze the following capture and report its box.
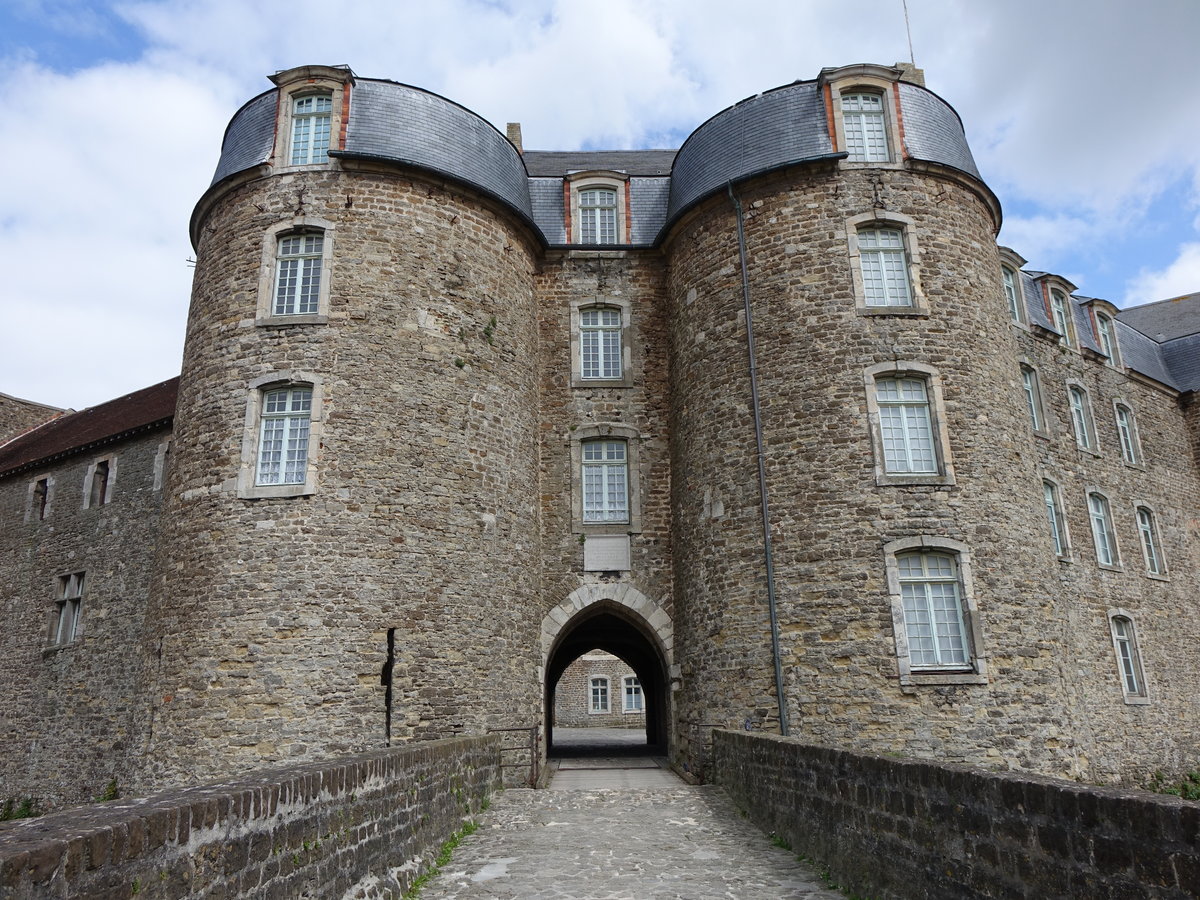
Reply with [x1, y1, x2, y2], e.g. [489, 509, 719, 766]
[714, 730, 1200, 900]
[0, 736, 499, 900]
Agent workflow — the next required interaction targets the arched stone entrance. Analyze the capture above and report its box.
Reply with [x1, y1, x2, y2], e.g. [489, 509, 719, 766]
[541, 585, 673, 753]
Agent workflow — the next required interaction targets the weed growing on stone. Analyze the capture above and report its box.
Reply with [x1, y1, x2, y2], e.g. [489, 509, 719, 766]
[0, 798, 39, 821]
[768, 831, 792, 851]
[402, 820, 480, 899]
[1149, 770, 1200, 800]
[797, 854, 875, 900]
[95, 779, 119, 802]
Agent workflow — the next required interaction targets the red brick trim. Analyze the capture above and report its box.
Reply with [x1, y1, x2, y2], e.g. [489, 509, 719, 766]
[892, 82, 908, 160]
[339, 81, 352, 151]
[823, 84, 837, 151]
[563, 181, 572, 242]
[624, 181, 633, 243]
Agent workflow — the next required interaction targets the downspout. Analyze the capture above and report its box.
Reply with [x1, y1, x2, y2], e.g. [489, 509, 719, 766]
[727, 182, 789, 737]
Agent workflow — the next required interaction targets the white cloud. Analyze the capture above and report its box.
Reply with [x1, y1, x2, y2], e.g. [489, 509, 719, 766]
[1124, 243, 1200, 307]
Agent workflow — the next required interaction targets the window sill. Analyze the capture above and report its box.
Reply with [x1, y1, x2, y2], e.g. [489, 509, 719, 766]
[572, 377, 633, 390]
[575, 522, 638, 536]
[857, 306, 926, 318]
[1075, 445, 1101, 458]
[1096, 562, 1124, 573]
[622, 708, 643, 715]
[876, 473, 955, 488]
[43, 641, 80, 658]
[1122, 695, 1151, 706]
[1121, 460, 1144, 471]
[901, 670, 987, 686]
[256, 314, 329, 328]
[1056, 554, 1074, 564]
[1145, 571, 1169, 582]
[239, 483, 316, 500]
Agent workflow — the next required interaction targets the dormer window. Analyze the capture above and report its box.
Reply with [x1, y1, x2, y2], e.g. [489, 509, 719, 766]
[579, 188, 618, 244]
[1002, 266, 1025, 324]
[1095, 312, 1120, 365]
[290, 93, 333, 165]
[841, 92, 890, 162]
[1049, 289, 1075, 348]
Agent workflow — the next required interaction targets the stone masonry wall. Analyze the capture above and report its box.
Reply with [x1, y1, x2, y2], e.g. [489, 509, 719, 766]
[661, 161, 1197, 782]
[0, 428, 169, 810]
[140, 164, 545, 792]
[0, 735, 499, 900]
[554, 652, 646, 728]
[714, 730, 1200, 900]
[0, 395, 61, 445]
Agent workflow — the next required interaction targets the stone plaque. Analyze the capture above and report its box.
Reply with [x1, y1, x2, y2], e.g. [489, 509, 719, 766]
[583, 534, 631, 572]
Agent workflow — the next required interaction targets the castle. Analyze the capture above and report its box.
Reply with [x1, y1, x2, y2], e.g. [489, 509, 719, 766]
[2, 63, 1198, 809]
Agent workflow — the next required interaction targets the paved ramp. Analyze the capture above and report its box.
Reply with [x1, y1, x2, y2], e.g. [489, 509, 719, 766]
[418, 757, 843, 899]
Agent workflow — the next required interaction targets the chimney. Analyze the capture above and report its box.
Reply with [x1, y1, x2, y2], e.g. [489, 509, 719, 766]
[894, 62, 925, 86]
[506, 122, 523, 154]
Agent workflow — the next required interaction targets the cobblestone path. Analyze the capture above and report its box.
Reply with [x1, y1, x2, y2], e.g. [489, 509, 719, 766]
[418, 760, 843, 900]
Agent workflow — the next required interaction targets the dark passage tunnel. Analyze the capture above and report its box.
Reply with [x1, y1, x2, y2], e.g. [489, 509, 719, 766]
[545, 602, 670, 755]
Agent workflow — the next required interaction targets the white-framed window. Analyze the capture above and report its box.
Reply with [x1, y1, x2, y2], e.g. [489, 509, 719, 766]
[289, 92, 333, 166]
[257, 387, 312, 486]
[1136, 506, 1166, 576]
[841, 91, 890, 162]
[1020, 365, 1045, 433]
[579, 187, 618, 244]
[52, 572, 84, 646]
[1002, 266, 1025, 324]
[238, 372, 324, 499]
[1049, 289, 1075, 348]
[274, 232, 324, 316]
[1109, 612, 1148, 703]
[1114, 403, 1140, 465]
[884, 538, 987, 686]
[1043, 479, 1070, 559]
[590, 676, 610, 713]
[1088, 491, 1120, 567]
[580, 307, 622, 380]
[875, 376, 936, 473]
[582, 440, 629, 524]
[1095, 312, 1120, 365]
[1068, 385, 1096, 451]
[858, 226, 913, 307]
[623, 675, 643, 712]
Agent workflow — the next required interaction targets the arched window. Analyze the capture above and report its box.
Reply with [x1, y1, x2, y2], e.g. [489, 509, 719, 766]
[581, 439, 628, 523]
[1115, 403, 1139, 464]
[1043, 480, 1069, 559]
[841, 92, 890, 162]
[289, 93, 333, 165]
[1068, 386, 1095, 450]
[274, 231, 324, 316]
[257, 386, 313, 486]
[1002, 266, 1025, 323]
[580, 307, 622, 379]
[1096, 312, 1119, 364]
[1087, 491, 1119, 567]
[1136, 506, 1165, 576]
[858, 226, 912, 307]
[1109, 614, 1148, 701]
[1020, 365, 1045, 432]
[897, 550, 971, 669]
[1050, 289, 1075, 347]
[579, 188, 618, 244]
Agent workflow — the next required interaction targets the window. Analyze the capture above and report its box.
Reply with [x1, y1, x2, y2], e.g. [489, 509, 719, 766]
[1020, 365, 1045, 433]
[1002, 266, 1025, 324]
[1043, 480, 1069, 559]
[1096, 312, 1119, 364]
[256, 387, 312, 486]
[32, 477, 50, 521]
[579, 188, 617, 244]
[1088, 491, 1119, 567]
[875, 376, 936, 474]
[1109, 613, 1148, 702]
[623, 675, 643, 712]
[858, 227, 913, 307]
[289, 93, 332, 165]
[580, 307, 622, 380]
[274, 232, 323, 316]
[590, 676, 610, 713]
[1050, 289, 1075, 347]
[898, 550, 971, 670]
[1136, 506, 1165, 576]
[1115, 404, 1139, 465]
[841, 92, 890, 162]
[84, 457, 114, 509]
[582, 440, 628, 523]
[1068, 386, 1095, 450]
[53, 572, 84, 646]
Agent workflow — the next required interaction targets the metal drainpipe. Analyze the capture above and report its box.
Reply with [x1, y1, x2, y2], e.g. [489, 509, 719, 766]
[727, 182, 789, 737]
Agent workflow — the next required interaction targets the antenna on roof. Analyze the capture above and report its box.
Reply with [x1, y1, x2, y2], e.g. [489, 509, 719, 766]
[902, 0, 916, 66]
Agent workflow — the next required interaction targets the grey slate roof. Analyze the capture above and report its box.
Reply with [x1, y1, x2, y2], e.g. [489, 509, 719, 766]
[1159, 334, 1200, 390]
[1117, 321, 1179, 388]
[1115, 293, 1200, 391]
[206, 73, 990, 250]
[1117, 292, 1200, 341]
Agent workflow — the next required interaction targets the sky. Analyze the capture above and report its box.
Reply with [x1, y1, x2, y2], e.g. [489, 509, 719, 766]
[2, 0, 1199, 410]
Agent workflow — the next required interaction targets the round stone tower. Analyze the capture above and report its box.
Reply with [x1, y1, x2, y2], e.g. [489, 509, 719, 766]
[662, 64, 1082, 774]
[140, 67, 546, 788]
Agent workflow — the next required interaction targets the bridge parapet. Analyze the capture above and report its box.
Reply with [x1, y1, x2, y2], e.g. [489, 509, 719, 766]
[0, 735, 499, 899]
[714, 730, 1200, 899]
